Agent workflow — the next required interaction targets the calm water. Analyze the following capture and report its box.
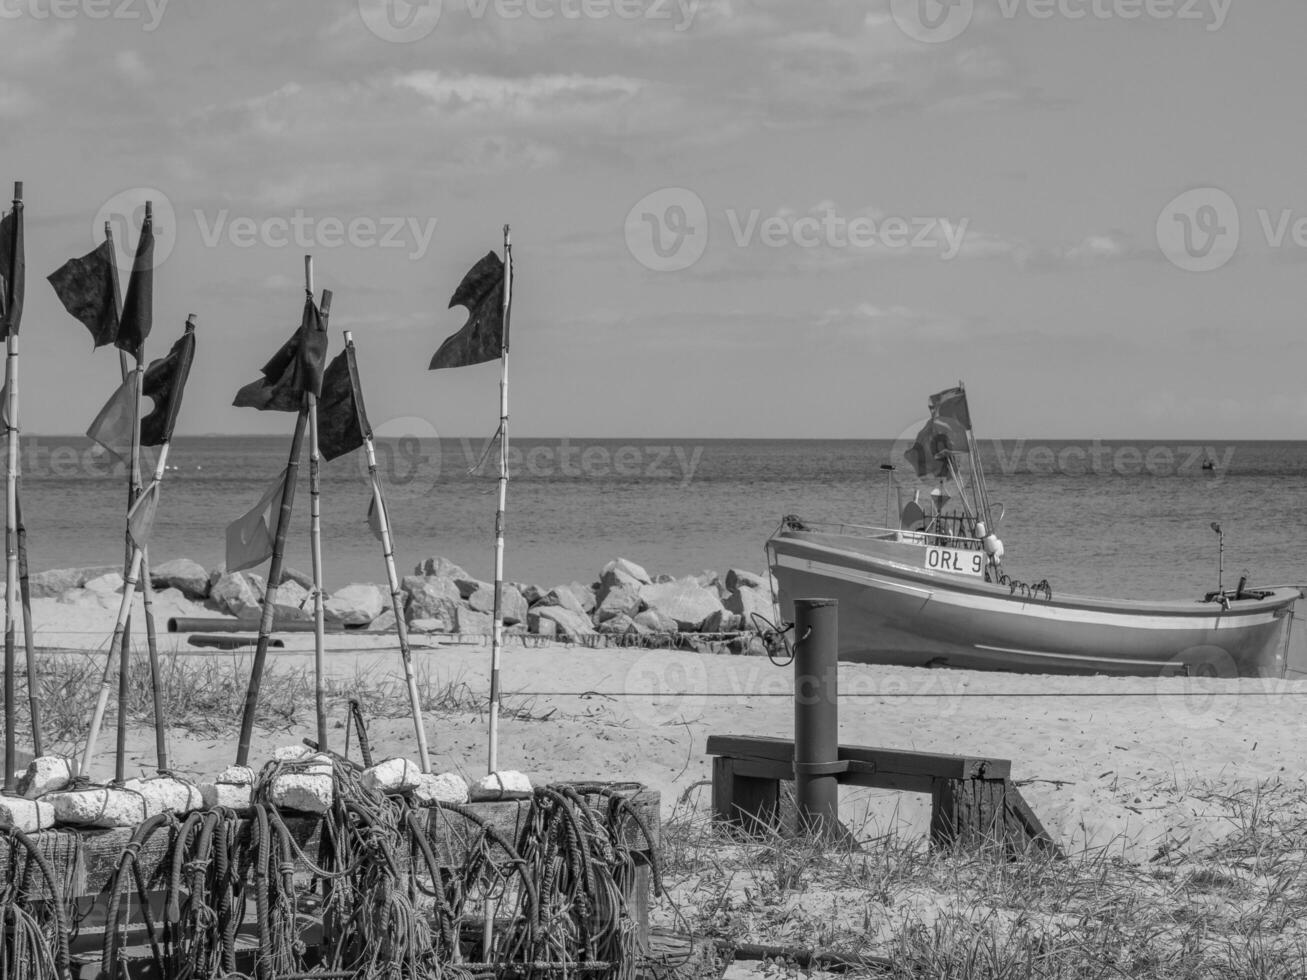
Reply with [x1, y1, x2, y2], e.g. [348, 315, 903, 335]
[13, 436, 1307, 600]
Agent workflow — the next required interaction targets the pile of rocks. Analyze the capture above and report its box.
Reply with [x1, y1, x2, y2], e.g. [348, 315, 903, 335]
[32, 556, 779, 649]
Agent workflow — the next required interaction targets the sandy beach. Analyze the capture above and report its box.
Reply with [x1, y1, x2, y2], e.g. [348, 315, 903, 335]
[28, 590, 1307, 867]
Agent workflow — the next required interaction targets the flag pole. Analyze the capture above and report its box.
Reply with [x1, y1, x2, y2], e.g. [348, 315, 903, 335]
[345, 331, 430, 772]
[234, 303, 322, 767]
[80, 443, 172, 778]
[487, 224, 513, 775]
[14, 495, 40, 758]
[106, 218, 167, 772]
[3, 181, 21, 792]
[305, 256, 329, 753]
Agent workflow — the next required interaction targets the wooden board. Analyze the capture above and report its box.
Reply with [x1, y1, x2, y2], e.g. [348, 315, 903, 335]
[706, 734, 1012, 782]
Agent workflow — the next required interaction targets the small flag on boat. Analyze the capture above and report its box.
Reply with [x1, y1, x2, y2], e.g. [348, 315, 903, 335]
[0, 195, 24, 340]
[905, 417, 965, 479]
[48, 240, 121, 348]
[86, 372, 140, 463]
[233, 294, 328, 412]
[929, 386, 971, 431]
[225, 468, 290, 572]
[316, 346, 369, 461]
[116, 207, 154, 358]
[140, 319, 197, 446]
[430, 251, 507, 370]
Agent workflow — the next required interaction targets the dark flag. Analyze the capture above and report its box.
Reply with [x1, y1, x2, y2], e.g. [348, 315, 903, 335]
[317, 345, 369, 461]
[86, 374, 138, 463]
[0, 194, 24, 340]
[929, 386, 971, 431]
[116, 208, 154, 358]
[48, 240, 121, 347]
[233, 295, 328, 412]
[225, 469, 289, 572]
[140, 319, 197, 446]
[905, 417, 966, 479]
[430, 250, 505, 370]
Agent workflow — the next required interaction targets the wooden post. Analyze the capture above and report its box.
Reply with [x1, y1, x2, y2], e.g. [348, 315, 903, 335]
[487, 225, 512, 775]
[3, 181, 21, 792]
[793, 598, 839, 837]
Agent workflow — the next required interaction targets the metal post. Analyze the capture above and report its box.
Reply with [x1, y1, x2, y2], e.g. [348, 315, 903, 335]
[793, 598, 839, 837]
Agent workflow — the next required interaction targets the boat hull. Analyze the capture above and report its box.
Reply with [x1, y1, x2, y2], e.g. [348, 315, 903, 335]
[769, 531, 1300, 677]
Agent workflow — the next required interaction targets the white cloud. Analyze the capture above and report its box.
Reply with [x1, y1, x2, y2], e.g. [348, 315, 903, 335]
[115, 50, 152, 85]
[395, 71, 643, 120]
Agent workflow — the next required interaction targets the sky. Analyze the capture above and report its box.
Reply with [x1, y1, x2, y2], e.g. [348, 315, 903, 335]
[2, 0, 1306, 440]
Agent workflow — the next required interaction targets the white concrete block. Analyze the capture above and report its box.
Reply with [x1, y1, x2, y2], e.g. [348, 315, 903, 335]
[269, 772, 333, 814]
[200, 782, 253, 809]
[0, 796, 54, 832]
[272, 744, 317, 762]
[413, 771, 469, 805]
[470, 770, 533, 802]
[18, 756, 73, 799]
[123, 777, 203, 818]
[217, 765, 256, 785]
[362, 758, 422, 794]
[47, 788, 147, 828]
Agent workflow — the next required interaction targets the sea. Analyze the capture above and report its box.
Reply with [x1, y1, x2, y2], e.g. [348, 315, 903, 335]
[13, 435, 1307, 601]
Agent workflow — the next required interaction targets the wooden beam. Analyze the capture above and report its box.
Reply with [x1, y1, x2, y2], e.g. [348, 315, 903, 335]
[706, 735, 1012, 781]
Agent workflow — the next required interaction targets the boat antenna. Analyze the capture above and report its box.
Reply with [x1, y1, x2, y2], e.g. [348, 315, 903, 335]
[1211, 522, 1224, 593]
[879, 463, 895, 526]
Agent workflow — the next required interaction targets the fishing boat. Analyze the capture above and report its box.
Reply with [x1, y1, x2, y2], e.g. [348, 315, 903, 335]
[766, 385, 1302, 677]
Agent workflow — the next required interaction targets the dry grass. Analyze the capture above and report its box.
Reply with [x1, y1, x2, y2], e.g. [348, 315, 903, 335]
[654, 781, 1307, 978]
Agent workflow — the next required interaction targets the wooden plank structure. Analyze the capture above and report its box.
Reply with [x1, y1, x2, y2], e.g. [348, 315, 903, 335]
[706, 734, 1061, 855]
[0, 783, 664, 979]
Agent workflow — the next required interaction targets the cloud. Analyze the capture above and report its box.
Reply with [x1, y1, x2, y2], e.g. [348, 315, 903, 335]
[395, 70, 644, 120]
[115, 50, 152, 85]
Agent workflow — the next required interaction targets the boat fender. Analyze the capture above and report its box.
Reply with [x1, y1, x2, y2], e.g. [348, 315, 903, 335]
[975, 521, 987, 538]
[983, 534, 1004, 563]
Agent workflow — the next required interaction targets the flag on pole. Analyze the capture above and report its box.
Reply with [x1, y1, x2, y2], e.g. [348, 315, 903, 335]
[0, 197, 23, 340]
[225, 469, 290, 572]
[929, 386, 971, 431]
[127, 480, 160, 550]
[904, 417, 965, 479]
[316, 347, 368, 461]
[48, 240, 121, 348]
[430, 251, 506, 370]
[366, 495, 384, 541]
[116, 209, 154, 358]
[140, 320, 197, 446]
[233, 295, 328, 411]
[86, 373, 140, 463]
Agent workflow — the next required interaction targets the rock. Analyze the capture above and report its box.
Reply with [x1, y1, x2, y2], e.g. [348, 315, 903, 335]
[28, 566, 117, 599]
[454, 607, 493, 635]
[0, 797, 54, 832]
[413, 772, 469, 805]
[48, 788, 147, 828]
[455, 576, 490, 600]
[601, 558, 651, 586]
[470, 770, 533, 802]
[271, 579, 313, 622]
[210, 571, 265, 619]
[361, 758, 422, 794]
[694, 570, 721, 591]
[654, 573, 676, 584]
[218, 765, 256, 784]
[84, 572, 124, 594]
[598, 612, 641, 636]
[324, 583, 386, 626]
[414, 556, 469, 580]
[512, 582, 543, 605]
[725, 585, 773, 627]
[638, 580, 725, 631]
[18, 756, 72, 799]
[569, 582, 597, 614]
[404, 575, 462, 625]
[725, 569, 766, 592]
[149, 558, 210, 600]
[702, 609, 742, 633]
[595, 585, 642, 624]
[410, 618, 447, 633]
[279, 567, 314, 590]
[123, 777, 204, 817]
[367, 609, 397, 632]
[528, 606, 595, 640]
[633, 609, 678, 634]
[529, 615, 558, 638]
[465, 582, 496, 612]
[536, 586, 587, 618]
[500, 585, 528, 626]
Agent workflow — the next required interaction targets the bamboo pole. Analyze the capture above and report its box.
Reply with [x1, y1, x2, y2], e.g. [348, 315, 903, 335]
[306, 256, 328, 753]
[14, 495, 40, 757]
[487, 224, 513, 775]
[114, 352, 144, 783]
[234, 291, 330, 767]
[3, 181, 22, 792]
[345, 331, 430, 772]
[79, 445, 171, 778]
